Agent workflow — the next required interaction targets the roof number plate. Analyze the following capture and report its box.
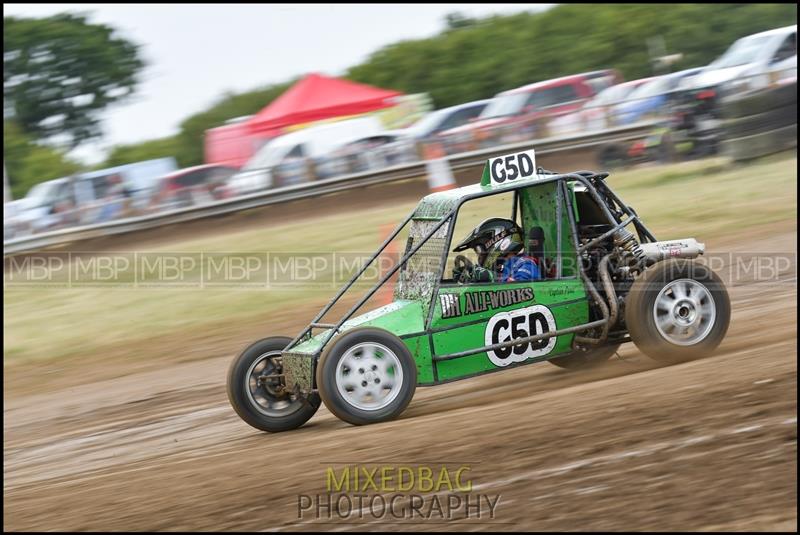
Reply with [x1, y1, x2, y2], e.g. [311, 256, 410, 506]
[488, 150, 537, 186]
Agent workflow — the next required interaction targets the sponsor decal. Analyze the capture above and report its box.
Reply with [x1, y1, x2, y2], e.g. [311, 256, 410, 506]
[439, 293, 462, 319]
[464, 287, 533, 315]
[484, 304, 557, 367]
[438, 288, 534, 319]
[484, 228, 513, 249]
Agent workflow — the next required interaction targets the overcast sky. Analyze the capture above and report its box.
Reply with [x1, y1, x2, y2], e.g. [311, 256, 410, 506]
[5, 3, 554, 164]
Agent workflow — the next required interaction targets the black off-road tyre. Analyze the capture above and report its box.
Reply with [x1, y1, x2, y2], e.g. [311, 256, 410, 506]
[317, 328, 417, 426]
[548, 343, 621, 370]
[625, 259, 730, 364]
[227, 336, 320, 432]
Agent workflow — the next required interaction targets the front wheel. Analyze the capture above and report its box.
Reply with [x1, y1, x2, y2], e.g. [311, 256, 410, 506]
[625, 259, 730, 364]
[227, 336, 320, 432]
[317, 328, 417, 426]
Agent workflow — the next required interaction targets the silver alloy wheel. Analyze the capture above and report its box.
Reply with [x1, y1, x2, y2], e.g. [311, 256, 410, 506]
[245, 351, 299, 416]
[335, 342, 404, 411]
[653, 278, 717, 346]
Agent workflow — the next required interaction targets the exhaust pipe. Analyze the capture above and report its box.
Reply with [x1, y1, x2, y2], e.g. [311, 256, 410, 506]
[638, 238, 705, 262]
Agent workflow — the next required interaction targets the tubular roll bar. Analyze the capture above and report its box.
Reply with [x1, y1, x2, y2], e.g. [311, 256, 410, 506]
[581, 171, 657, 243]
[285, 210, 454, 353]
[318, 214, 454, 351]
[578, 216, 640, 253]
[285, 210, 415, 351]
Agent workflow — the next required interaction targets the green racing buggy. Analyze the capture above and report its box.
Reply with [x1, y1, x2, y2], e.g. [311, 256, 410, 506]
[227, 149, 731, 432]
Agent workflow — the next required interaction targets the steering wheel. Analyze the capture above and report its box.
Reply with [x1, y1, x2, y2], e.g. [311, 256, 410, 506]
[453, 255, 475, 283]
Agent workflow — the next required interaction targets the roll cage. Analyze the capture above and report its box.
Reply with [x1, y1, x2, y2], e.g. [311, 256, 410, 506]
[284, 169, 658, 360]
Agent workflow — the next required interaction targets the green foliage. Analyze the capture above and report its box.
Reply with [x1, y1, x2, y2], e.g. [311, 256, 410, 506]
[173, 81, 294, 166]
[346, 4, 798, 108]
[3, 121, 82, 198]
[444, 12, 478, 31]
[3, 13, 144, 149]
[96, 81, 294, 168]
[103, 136, 183, 168]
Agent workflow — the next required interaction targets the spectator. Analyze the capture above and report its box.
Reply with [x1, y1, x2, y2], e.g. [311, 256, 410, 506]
[50, 175, 81, 229]
[97, 174, 134, 221]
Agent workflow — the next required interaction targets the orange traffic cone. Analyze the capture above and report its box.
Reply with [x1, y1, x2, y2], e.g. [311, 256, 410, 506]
[375, 223, 399, 306]
[423, 141, 456, 192]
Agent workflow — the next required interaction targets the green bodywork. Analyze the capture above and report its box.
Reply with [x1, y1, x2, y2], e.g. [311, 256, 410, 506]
[282, 167, 592, 393]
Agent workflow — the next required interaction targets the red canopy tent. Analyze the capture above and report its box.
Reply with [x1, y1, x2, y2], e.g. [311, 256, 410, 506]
[245, 73, 403, 135]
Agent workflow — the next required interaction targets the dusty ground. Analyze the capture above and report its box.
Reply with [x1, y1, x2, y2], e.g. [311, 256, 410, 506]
[3, 224, 796, 531]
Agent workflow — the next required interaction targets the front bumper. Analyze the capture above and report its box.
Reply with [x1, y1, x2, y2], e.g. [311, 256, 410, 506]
[281, 351, 316, 394]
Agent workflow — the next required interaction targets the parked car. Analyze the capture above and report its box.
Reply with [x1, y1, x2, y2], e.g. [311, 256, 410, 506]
[228, 117, 387, 194]
[614, 68, 704, 125]
[439, 70, 622, 147]
[150, 164, 238, 210]
[392, 100, 491, 142]
[548, 77, 654, 136]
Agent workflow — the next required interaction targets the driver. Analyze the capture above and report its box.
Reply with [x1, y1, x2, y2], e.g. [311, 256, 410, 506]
[452, 218, 541, 283]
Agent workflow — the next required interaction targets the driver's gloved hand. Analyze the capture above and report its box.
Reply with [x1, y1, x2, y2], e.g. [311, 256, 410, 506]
[453, 265, 473, 283]
[472, 266, 494, 282]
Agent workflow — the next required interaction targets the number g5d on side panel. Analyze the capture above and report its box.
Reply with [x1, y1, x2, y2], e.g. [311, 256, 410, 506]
[488, 150, 537, 186]
[484, 304, 557, 367]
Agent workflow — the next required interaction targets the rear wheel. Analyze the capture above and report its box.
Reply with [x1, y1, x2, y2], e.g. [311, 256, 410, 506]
[549, 343, 620, 370]
[625, 259, 730, 364]
[317, 328, 417, 426]
[227, 336, 320, 432]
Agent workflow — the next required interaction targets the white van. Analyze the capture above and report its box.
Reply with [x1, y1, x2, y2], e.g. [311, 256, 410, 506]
[7, 158, 177, 235]
[680, 25, 797, 94]
[228, 117, 385, 194]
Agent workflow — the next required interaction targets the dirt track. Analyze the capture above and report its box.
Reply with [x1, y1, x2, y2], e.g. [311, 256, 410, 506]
[3, 230, 797, 531]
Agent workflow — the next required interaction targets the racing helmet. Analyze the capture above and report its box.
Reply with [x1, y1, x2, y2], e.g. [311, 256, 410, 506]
[453, 218, 525, 270]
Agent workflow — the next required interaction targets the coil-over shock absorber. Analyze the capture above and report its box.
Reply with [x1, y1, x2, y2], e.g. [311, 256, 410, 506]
[614, 227, 647, 269]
